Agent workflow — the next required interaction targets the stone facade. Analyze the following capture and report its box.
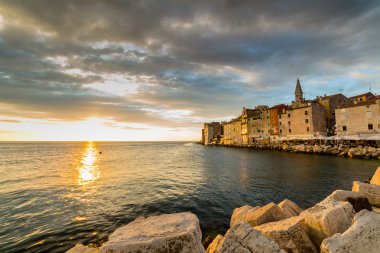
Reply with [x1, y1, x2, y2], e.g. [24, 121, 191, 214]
[316, 94, 350, 136]
[241, 108, 255, 145]
[223, 117, 242, 145]
[279, 101, 327, 138]
[335, 97, 380, 137]
[203, 122, 223, 145]
[270, 104, 287, 140]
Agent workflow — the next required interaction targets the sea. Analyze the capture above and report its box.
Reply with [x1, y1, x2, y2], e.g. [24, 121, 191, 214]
[0, 141, 378, 252]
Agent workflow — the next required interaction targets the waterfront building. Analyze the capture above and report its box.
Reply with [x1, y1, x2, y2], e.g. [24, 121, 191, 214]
[279, 79, 327, 138]
[269, 104, 287, 140]
[348, 92, 374, 104]
[241, 107, 256, 145]
[247, 105, 270, 143]
[203, 122, 223, 145]
[335, 96, 380, 137]
[223, 117, 242, 145]
[315, 94, 350, 136]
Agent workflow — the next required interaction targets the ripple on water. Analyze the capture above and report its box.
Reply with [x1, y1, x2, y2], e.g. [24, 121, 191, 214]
[0, 142, 378, 253]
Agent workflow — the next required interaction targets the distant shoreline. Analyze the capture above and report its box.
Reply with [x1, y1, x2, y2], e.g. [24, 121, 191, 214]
[203, 141, 380, 160]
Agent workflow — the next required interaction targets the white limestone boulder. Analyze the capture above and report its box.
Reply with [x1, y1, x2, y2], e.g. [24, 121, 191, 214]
[231, 202, 286, 227]
[219, 222, 286, 253]
[352, 181, 380, 207]
[320, 210, 380, 253]
[98, 212, 205, 253]
[278, 199, 302, 218]
[255, 216, 318, 253]
[230, 205, 259, 227]
[370, 167, 380, 185]
[319, 190, 372, 212]
[301, 200, 355, 246]
[66, 244, 98, 253]
[205, 235, 223, 253]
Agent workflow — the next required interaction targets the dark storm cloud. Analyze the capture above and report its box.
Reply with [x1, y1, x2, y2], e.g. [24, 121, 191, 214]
[0, 0, 380, 128]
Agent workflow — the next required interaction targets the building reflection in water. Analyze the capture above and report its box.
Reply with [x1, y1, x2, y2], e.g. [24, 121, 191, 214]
[239, 154, 250, 190]
[78, 142, 100, 186]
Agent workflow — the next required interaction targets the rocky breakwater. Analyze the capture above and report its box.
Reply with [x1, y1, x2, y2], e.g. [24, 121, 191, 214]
[247, 142, 380, 159]
[67, 167, 380, 253]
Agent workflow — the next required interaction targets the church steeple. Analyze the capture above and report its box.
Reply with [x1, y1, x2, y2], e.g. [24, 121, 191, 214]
[295, 78, 303, 103]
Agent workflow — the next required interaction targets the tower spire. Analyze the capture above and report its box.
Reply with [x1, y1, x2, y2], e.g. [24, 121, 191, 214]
[295, 78, 303, 103]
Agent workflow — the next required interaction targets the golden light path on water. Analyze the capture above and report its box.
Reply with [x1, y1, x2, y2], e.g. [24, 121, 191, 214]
[78, 142, 100, 186]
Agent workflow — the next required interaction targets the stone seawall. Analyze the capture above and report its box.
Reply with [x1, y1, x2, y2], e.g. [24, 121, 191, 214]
[67, 168, 380, 253]
[214, 142, 380, 160]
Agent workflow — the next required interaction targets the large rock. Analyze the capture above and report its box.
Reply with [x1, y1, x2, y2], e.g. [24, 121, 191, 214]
[99, 212, 205, 253]
[301, 200, 354, 246]
[232, 202, 286, 227]
[66, 244, 98, 253]
[230, 205, 259, 227]
[320, 210, 380, 253]
[205, 235, 223, 253]
[352, 181, 380, 207]
[278, 199, 302, 218]
[255, 216, 318, 253]
[320, 190, 372, 212]
[219, 222, 286, 253]
[370, 167, 380, 185]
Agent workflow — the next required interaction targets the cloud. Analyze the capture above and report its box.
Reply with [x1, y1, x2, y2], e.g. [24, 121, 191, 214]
[0, 0, 380, 140]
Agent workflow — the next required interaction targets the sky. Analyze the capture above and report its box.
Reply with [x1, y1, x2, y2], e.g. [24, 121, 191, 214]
[0, 0, 380, 141]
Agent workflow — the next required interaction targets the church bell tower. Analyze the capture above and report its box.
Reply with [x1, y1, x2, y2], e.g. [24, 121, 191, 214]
[295, 78, 303, 103]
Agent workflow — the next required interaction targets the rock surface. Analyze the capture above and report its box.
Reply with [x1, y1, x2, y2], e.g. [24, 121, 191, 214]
[320, 190, 366, 203]
[370, 167, 380, 185]
[278, 199, 302, 218]
[352, 181, 380, 207]
[99, 212, 205, 253]
[66, 244, 98, 253]
[301, 200, 354, 246]
[230, 205, 259, 227]
[255, 216, 318, 253]
[320, 190, 372, 212]
[320, 210, 380, 253]
[234, 202, 286, 227]
[219, 222, 286, 253]
[205, 235, 223, 253]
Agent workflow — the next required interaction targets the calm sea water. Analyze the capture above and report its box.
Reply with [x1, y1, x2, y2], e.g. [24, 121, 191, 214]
[0, 142, 378, 253]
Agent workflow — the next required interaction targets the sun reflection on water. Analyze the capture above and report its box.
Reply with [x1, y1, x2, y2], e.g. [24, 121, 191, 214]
[78, 142, 100, 185]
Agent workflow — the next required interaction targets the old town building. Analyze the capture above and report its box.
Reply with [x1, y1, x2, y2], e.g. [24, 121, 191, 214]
[241, 108, 255, 145]
[349, 92, 374, 104]
[203, 122, 223, 145]
[269, 104, 287, 139]
[201, 77, 378, 145]
[315, 93, 350, 136]
[335, 96, 380, 137]
[279, 80, 327, 138]
[223, 117, 242, 145]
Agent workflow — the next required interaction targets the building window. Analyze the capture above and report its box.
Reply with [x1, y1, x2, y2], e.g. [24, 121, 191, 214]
[368, 124, 374, 130]
[343, 126, 347, 131]
[305, 111, 308, 115]
[289, 129, 292, 133]
[288, 121, 291, 125]
[280, 129, 282, 133]
[288, 113, 291, 117]
[279, 115, 282, 119]
[279, 122, 282, 126]
[305, 119, 309, 123]
[307, 127, 309, 132]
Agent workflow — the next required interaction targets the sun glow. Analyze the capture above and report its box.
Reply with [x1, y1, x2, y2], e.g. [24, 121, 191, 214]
[78, 142, 100, 185]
